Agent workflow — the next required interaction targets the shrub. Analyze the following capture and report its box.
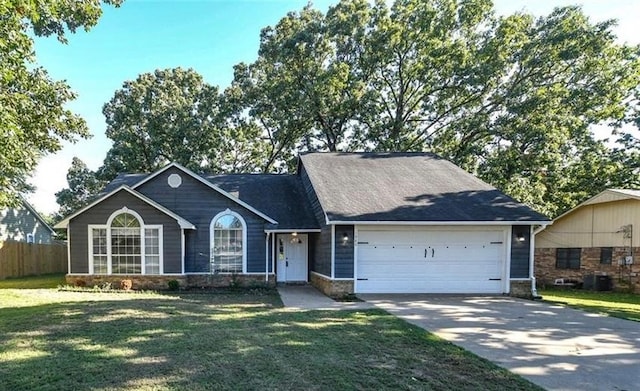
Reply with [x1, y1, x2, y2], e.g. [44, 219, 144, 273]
[96, 281, 112, 290]
[167, 279, 180, 291]
[229, 274, 242, 290]
[120, 279, 133, 291]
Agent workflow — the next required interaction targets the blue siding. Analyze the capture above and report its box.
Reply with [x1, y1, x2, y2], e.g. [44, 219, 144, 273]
[299, 165, 331, 276]
[510, 225, 531, 278]
[1, 203, 52, 244]
[334, 225, 354, 278]
[69, 190, 182, 274]
[136, 167, 269, 273]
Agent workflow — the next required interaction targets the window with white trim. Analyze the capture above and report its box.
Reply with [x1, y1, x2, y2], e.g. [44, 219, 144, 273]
[92, 228, 108, 274]
[145, 228, 160, 274]
[211, 211, 245, 273]
[111, 213, 141, 274]
[88, 209, 163, 275]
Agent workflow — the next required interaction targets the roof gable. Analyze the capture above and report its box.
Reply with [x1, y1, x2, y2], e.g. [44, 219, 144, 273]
[552, 189, 640, 222]
[582, 189, 640, 206]
[131, 162, 277, 224]
[20, 198, 55, 234]
[299, 152, 549, 223]
[54, 186, 195, 229]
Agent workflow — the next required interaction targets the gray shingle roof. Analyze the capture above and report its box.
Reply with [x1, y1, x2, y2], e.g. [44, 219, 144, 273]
[299, 152, 549, 222]
[205, 174, 319, 230]
[101, 172, 319, 230]
[101, 173, 148, 195]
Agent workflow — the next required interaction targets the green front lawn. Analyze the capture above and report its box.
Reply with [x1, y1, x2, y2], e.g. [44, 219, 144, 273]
[0, 289, 542, 391]
[0, 273, 66, 289]
[540, 288, 640, 322]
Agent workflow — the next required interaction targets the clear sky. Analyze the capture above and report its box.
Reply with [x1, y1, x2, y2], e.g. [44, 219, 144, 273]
[27, 0, 640, 214]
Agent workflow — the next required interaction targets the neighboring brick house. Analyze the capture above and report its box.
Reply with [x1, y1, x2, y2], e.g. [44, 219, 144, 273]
[535, 189, 640, 291]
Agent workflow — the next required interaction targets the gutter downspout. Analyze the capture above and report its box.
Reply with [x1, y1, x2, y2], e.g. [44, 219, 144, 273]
[531, 224, 550, 298]
[265, 232, 270, 283]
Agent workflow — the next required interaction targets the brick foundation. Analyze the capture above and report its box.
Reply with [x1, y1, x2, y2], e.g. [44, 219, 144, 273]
[510, 280, 534, 299]
[66, 274, 276, 291]
[535, 247, 640, 292]
[310, 272, 354, 298]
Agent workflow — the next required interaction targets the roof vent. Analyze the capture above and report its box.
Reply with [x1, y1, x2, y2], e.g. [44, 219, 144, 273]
[168, 173, 182, 188]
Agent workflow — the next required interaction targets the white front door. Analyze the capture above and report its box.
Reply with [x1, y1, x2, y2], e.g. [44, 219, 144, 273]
[277, 234, 308, 282]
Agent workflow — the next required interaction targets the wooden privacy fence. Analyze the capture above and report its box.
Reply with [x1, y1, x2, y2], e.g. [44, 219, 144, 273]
[0, 241, 67, 278]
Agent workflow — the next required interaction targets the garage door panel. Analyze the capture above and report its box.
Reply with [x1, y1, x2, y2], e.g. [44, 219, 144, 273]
[431, 244, 502, 261]
[356, 228, 506, 294]
[359, 245, 425, 261]
[357, 277, 502, 294]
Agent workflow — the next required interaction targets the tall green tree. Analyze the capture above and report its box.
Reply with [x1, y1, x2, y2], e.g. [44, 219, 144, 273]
[100, 67, 267, 180]
[0, 0, 122, 208]
[230, 0, 372, 171]
[55, 157, 105, 218]
[234, 0, 640, 216]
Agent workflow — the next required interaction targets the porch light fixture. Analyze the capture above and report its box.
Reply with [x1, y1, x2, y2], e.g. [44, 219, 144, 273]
[516, 232, 526, 242]
[342, 232, 349, 243]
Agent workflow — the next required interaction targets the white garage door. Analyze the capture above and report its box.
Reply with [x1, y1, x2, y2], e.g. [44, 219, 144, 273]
[356, 228, 506, 294]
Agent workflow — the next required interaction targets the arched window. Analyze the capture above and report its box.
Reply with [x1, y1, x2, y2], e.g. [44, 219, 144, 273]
[110, 212, 142, 274]
[210, 210, 246, 273]
[89, 208, 162, 275]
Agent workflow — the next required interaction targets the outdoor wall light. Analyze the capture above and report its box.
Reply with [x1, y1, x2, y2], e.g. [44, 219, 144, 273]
[342, 232, 349, 242]
[516, 232, 526, 242]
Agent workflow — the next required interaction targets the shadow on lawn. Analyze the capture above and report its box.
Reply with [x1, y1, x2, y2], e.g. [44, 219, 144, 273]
[0, 293, 540, 391]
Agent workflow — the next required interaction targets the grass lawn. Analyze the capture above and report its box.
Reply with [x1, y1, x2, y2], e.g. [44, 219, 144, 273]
[0, 286, 542, 391]
[0, 273, 66, 289]
[540, 288, 640, 322]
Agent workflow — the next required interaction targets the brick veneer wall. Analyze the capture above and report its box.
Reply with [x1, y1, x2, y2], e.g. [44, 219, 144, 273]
[509, 280, 534, 298]
[535, 247, 639, 291]
[310, 272, 354, 298]
[66, 274, 276, 290]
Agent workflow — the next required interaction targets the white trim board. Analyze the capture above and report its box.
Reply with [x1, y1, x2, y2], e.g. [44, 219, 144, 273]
[54, 186, 195, 230]
[329, 220, 550, 226]
[264, 229, 321, 233]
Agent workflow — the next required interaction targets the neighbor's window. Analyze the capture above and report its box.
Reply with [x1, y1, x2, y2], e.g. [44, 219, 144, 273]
[556, 248, 581, 269]
[211, 212, 244, 273]
[600, 247, 613, 265]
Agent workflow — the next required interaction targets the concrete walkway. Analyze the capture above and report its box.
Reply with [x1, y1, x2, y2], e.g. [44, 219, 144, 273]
[360, 294, 640, 391]
[277, 285, 373, 310]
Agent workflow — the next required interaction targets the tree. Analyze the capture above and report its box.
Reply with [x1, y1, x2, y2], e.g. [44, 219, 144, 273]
[99, 67, 267, 180]
[0, 0, 122, 208]
[55, 157, 105, 219]
[234, 0, 640, 215]
[230, 0, 372, 172]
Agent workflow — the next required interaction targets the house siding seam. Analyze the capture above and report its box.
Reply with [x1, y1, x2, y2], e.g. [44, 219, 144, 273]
[135, 166, 268, 273]
[510, 225, 531, 278]
[334, 225, 354, 278]
[68, 190, 181, 274]
[299, 165, 331, 276]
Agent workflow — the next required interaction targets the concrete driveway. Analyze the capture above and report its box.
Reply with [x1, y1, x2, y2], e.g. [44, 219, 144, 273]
[360, 295, 640, 391]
